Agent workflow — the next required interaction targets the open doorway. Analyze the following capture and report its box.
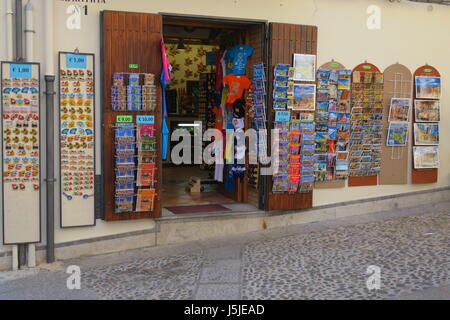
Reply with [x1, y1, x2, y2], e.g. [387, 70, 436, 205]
[161, 15, 266, 217]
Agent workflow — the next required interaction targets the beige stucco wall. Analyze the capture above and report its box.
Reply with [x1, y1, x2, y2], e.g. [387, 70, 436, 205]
[1, 0, 450, 256]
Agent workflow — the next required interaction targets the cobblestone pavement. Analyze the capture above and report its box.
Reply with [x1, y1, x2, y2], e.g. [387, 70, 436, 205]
[0, 202, 449, 300]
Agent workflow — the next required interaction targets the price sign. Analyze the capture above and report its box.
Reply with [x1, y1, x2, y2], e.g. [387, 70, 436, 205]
[116, 115, 133, 123]
[10, 63, 32, 79]
[137, 115, 155, 124]
[66, 53, 87, 69]
[275, 111, 291, 122]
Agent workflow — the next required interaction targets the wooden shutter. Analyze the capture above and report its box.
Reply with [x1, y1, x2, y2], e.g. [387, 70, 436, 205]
[101, 11, 162, 221]
[266, 23, 317, 211]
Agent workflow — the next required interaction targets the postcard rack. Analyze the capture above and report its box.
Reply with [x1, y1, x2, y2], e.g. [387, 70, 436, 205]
[314, 60, 351, 190]
[379, 63, 413, 185]
[103, 72, 161, 221]
[411, 65, 441, 184]
[348, 62, 384, 187]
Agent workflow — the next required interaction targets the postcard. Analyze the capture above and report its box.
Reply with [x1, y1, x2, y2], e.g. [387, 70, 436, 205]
[288, 175, 300, 193]
[293, 54, 316, 82]
[329, 100, 337, 112]
[328, 112, 338, 126]
[315, 112, 329, 123]
[337, 78, 350, 91]
[317, 69, 331, 81]
[314, 162, 328, 182]
[274, 64, 290, 78]
[317, 101, 329, 111]
[135, 189, 156, 212]
[299, 174, 315, 193]
[415, 100, 440, 122]
[292, 84, 316, 111]
[328, 126, 337, 140]
[337, 152, 348, 161]
[298, 112, 315, 123]
[299, 122, 316, 133]
[414, 123, 439, 145]
[413, 146, 439, 169]
[272, 174, 289, 192]
[317, 89, 329, 101]
[387, 122, 409, 147]
[415, 76, 441, 100]
[389, 98, 411, 122]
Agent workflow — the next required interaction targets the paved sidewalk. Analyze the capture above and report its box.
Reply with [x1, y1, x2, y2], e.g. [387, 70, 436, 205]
[0, 202, 449, 300]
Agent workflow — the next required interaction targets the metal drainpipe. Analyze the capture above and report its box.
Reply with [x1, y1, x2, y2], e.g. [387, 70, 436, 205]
[45, 75, 56, 264]
[14, 0, 27, 268]
[25, 0, 36, 268]
[6, 0, 19, 272]
[44, 0, 55, 264]
[15, 0, 23, 62]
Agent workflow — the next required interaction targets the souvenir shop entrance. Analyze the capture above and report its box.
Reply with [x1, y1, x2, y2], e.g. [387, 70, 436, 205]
[101, 10, 316, 222]
[160, 15, 266, 216]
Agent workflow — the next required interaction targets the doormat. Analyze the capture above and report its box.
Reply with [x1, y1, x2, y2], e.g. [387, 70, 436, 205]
[166, 204, 232, 215]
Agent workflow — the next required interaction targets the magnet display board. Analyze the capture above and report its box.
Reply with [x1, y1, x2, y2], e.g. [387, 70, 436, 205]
[380, 64, 413, 185]
[59, 52, 96, 228]
[1, 62, 41, 244]
[314, 60, 348, 189]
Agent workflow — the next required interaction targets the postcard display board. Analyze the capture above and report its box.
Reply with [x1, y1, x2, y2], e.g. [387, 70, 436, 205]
[1, 62, 41, 244]
[314, 61, 352, 189]
[110, 73, 158, 217]
[348, 63, 384, 187]
[59, 52, 96, 228]
[380, 64, 413, 185]
[412, 65, 441, 184]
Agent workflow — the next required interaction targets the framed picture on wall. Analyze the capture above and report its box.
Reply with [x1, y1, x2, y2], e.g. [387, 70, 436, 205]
[413, 146, 439, 169]
[386, 122, 409, 147]
[414, 123, 439, 146]
[388, 98, 411, 122]
[293, 54, 316, 82]
[414, 100, 440, 122]
[291, 84, 316, 111]
[415, 76, 441, 100]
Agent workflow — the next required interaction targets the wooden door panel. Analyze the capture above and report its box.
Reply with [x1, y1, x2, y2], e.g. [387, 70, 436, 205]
[102, 11, 162, 221]
[267, 23, 318, 211]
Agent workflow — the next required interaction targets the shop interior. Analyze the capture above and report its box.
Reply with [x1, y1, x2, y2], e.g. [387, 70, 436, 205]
[160, 17, 263, 216]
